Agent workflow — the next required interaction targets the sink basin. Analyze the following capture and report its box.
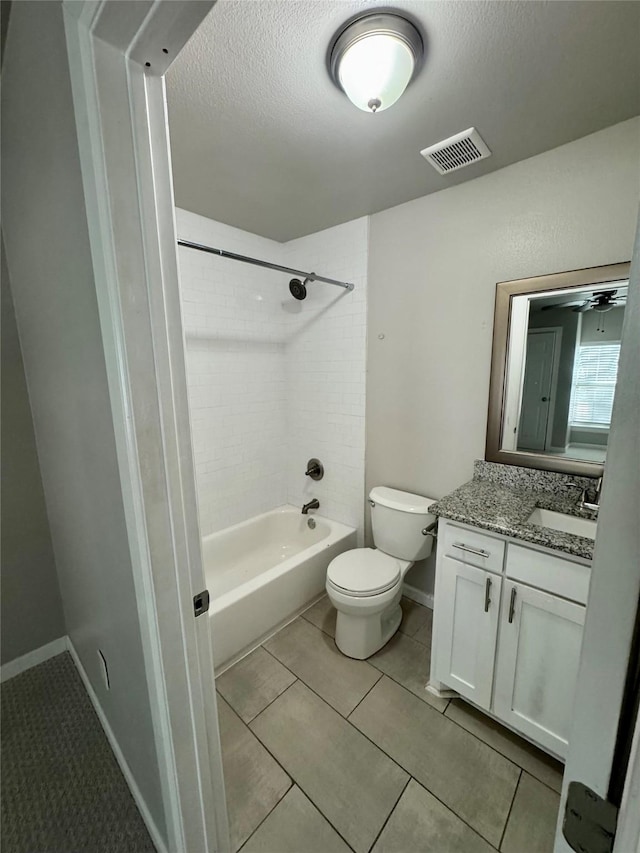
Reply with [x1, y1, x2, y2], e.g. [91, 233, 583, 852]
[527, 508, 597, 540]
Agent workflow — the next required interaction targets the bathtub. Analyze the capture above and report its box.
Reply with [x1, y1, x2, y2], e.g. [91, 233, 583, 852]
[202, 506, 357, 670]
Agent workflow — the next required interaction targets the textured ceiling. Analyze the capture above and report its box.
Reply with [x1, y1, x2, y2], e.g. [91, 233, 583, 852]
[166, 1, 640, 242]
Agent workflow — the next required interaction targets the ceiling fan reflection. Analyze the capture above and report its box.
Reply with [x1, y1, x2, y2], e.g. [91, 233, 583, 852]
[541, 289, 626, 313]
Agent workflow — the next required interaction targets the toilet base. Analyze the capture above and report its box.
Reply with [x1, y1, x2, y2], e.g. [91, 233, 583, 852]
[334, 598, 402, 660]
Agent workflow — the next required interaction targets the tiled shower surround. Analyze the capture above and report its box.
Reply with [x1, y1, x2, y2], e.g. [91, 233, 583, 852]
[177, 208, 368, 539]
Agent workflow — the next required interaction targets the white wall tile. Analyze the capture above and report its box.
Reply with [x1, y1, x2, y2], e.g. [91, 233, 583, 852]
[178, 209, 289, 534]
[284, 218, 369, 542]
[177, 208, 368, 541]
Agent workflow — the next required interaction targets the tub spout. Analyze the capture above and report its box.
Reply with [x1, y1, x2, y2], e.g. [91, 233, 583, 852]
[301, 499, 319, 515]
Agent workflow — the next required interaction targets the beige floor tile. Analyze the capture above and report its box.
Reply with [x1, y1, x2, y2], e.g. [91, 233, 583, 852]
[369, 630, 448, 712]
[446, 699, 564, 793]
[240, 785, 351, 853]
[263, 617, 381, 717]
[501, 772, 560, 853]
[372, 778, 494, 853]
[412, 615, 434, 647]
[350, 676, 519, 848]
[218, 696, 291, 852]
[399, 597, 433, 640]
[302, 595, 337, 638]
[217, 647, 297, 723]
[251, 680, 408, 853]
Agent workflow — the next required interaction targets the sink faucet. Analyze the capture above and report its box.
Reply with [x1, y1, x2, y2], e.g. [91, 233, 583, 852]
[301, 498, 320, 515]
[582, 476, 603, 515]
[567, 477, 603, 518]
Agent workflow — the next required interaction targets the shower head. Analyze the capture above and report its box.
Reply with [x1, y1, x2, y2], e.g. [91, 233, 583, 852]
[289, 278, 307, 300]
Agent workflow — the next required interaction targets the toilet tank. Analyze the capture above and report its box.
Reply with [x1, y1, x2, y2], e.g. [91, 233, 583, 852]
[370, 486, 437, 561]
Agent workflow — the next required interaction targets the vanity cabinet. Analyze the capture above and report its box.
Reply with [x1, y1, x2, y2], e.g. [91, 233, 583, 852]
[437, 557, 502, 708]
[432, 519, 590, 759]
[492, 580, 585, 755]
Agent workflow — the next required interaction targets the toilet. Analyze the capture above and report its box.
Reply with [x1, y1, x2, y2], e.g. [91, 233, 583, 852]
[326, 486, 437, 659]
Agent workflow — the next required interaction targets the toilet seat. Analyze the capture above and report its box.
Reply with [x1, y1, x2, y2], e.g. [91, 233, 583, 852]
[327, 548, 402, 597]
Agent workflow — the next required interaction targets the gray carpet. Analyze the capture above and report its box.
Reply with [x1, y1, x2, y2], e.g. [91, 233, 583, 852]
[1, 652, 156, 853]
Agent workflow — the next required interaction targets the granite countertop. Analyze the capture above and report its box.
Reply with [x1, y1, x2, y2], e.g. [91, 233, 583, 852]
[429, 475, 596, 561]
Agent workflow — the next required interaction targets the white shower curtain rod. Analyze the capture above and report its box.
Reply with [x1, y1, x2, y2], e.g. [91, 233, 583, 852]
[177, 239, 355, 292]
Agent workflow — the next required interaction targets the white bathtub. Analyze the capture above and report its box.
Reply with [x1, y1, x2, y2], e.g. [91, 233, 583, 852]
[202, 506, 357, 669]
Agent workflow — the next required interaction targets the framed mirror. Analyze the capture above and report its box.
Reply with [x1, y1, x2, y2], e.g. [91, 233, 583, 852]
[486, 261, 630, 477]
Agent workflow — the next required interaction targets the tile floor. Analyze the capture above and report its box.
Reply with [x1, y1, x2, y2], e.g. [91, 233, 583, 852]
[216, 596, 563, 853]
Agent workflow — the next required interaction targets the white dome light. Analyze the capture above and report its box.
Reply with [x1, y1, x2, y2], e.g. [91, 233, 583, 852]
[330, 13, 423, 114]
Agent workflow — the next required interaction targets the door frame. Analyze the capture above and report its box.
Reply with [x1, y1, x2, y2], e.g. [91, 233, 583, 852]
[62, 3, 228, 851]
[555, 217, 640, 851]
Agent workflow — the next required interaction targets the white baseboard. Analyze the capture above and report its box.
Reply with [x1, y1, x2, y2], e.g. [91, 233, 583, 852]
[402, 583, 434, 610]
[1, 636, 69, 683]
[67, 639, 167, 853]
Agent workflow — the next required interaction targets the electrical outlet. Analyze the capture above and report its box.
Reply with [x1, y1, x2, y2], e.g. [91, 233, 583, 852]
[98, 649, 110, 690]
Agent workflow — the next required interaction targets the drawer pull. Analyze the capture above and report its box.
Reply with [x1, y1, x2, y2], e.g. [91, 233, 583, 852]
[508, 587, 517, 623]
[452, 542, 490, 559]
[484, 577, 492, 612]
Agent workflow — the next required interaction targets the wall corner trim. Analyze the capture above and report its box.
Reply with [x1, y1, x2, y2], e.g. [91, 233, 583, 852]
[67, 639, 169, 853]
[0, 636, 68, 683]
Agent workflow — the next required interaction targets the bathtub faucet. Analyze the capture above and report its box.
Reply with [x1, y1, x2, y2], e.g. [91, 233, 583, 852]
[301, 499, 320, 515]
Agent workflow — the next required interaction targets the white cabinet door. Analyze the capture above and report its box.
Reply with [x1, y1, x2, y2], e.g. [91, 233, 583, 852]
[493, 581, 585, 759]
[435, 556, 502, 709]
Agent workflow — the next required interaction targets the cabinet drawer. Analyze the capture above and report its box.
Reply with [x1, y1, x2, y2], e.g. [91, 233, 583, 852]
[441, 522, 505, 574]
[506, 544, 590, 605]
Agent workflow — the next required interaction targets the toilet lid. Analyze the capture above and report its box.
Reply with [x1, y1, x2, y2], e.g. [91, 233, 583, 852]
[327, 549, 401, 597]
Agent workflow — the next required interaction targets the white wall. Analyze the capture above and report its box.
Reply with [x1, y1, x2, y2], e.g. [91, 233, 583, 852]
[502, 295, 530, 452]
[1, 238, 66, 665]
[1, 2, 166, 839]
[580, 304, 625, 343]
[177, 210, 368, 540]
[366, 117, 640, 593]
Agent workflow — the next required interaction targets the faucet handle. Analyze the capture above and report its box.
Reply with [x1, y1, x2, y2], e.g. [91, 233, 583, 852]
[565, 481, 587, 509]
[584, 476, 603, 507]
[565, 480, 600, 517]
[305, 458, 324, 481]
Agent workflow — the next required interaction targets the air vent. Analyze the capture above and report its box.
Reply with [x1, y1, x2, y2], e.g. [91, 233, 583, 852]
[421, 128, 491, 175]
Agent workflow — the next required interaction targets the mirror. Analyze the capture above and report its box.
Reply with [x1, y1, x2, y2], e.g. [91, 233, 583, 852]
[486, 262, 630, 477]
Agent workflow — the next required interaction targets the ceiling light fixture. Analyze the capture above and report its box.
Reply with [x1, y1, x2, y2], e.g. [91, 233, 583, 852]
[329, 12, 423, 114]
